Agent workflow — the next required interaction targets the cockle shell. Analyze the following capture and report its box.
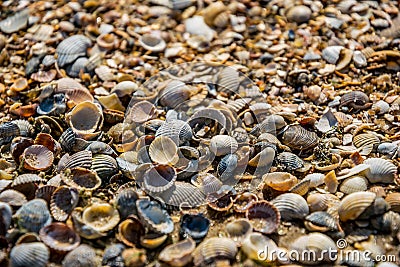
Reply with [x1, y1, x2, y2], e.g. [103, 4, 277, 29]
[290, 233, 337, 264]
[338, 192, 387, 221]
[340, 176, 368, 194]
[305, 211, 339, 232]
[193, 237, 237, 266]
[322, 46, 344, 64]
[276, 152, 304, 171]
[241, 233, 278, 262]
[180, 213, 210, 242]
[209, 135, 238, 156]
[136, 199, 174, 234]
[0, 202, 12, 236]
[50, 186, 79, 221]
[82, 203, 120, 232]
[281, 125, 319, 151]
[15, 199, 52, 233]
[353, 133, 380, 155]
[0, 190, 27, 207]
[10, 242, 50, 267]
[56, 35, 91, 67]
[225, 219, 253, 245]
[385, 193, 400, 213]
[91, 154, 119, 181]
[155, 119, 193, 145]
[364, 158, 397, 183]
[148, 136, 179, 165]
[39, 222, 80, 253]
[126, 100, 159, 124]
[159, 237, 196, 267]
[271, 193, 309, 220]
[62, 244, 100, 267]
[143, 164, 177, 193]
[22, 145, 54, 171]
[66, 101, 103, 140]
[340, 91, 370, 110]
[246, 200, 280, 234]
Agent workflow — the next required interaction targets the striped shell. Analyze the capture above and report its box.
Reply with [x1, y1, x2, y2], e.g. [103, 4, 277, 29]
[261, 172, 298, 192]
[364, 158, 397, 183]
[225, 219, 253, 245]
[56, 35, 91, 67]
[289, 179, 311, 196]
[307, 193, 339, 212]
[271, 193, 309, 220]
[353, 133, 380, 155]
[385, 193, 400, 213]
[50, 186, 79, 221]
[35, 185, 57, 204]
[10, 242, 50, 267]
[180, 213, 210, 241]
[114, 188, 139, 218]
[39, 222, 80, 252]
[339, 91, 370, 110]
[246, 200, 280, 234]
[66, 57, 88, 78]
[249, 115, 286, 136]
[136, 199, 174, 234]
[340, 176, 368, 194]
[241, 233, 278, 262]
[149, 136, 179, 165]
[159, 181, 206, 207]
[0, 121, 20, 143]
[281, 125, 319, 151]
[290, 233, 336, 264]
[338, 191, 376, 221]
[159, 238, 196, 267]
[322, 46, 344, 64]
[158, 80, 192, 108]
[62, 244, 99, 267]
[126, 100, 158, 124]
[143, 164, 177, 193]
[91, 154, 118, 181]
[56, 78, 94, 104]
[155, 119, 193, 145]
[139, 34, 166, 52]
[82, 203, 120, 232]
[193, 237, 237, 266]
[15, 199, 52, 233]
[216, 67, 239, 94]
[276, 152, 304, 171]
[66, 101, 103, 140]
[209, 135, 238, 156]
[22, 145, 54, 171]
[305, 211, 339, 232]
[58, 150, 92, 171]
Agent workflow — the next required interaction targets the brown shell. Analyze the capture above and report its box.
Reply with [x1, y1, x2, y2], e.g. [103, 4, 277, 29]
[261, 172, 298, 192]
[50, 186, 79, 221]
[159, 237, 196, 267]
[233, 192, 258, 213]
[339, 91, 371, 110]
[193, 237, 237, 266]
[246, 200, 280, 234]
[385, 193, 400, 213]
[39, 222, 80, 253]
[116, 215, 145, 247]
[22, 145, 54, 171]
[281, 125, 319, 151]
[60, 167, 101, 191]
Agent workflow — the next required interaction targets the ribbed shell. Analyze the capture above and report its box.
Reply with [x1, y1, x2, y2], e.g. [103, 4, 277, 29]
[249, 115, 286, 136]
[62, 244, 99, 267]
[307, 193, 339, 212]
[12, 173, 44, 186]
[143, 164, 177, 193]
[340, 91, 370, 110]
[0, 190, 27, 206]
[136, 199, 174, 234]
[340, 176, 368, 194]
[82, 203, 120, 232]
[241, 233, 278, 261]
[50, 186, 79, 221]
[10, 242, 50, 267]
[35, 185, 57, 204]
[322, 46, 343, 64]
[225, 219, 253, 244]
[91, 154, 118, 181]
[39, 222, 80, 252]
[149, 136, 179, 165]
[290, 233, 336, 264]
[56, 35, 92, 67]
[276, 152, 304, 171]
[158, 181, 206, 207]
[61, 168, 101, 191]
[281, 125, 319, 151]
[248, 146, 276, 169]
[353, 133, 380, 155]
[385, 193, 400, 213]
[22, 145, 54, 171]
[246, 200, 280, 234]
[180, 213, 210, 241]
[271, 193, 309, 220]
[67, 101, 103, 139]
[305, 211, 338, 232]
[66, 57, 88, 78]
[289, 179, 311, 196]
[159, 238, 196, 266]
[0, 122, 20, 142]
[15, 199, 52, 233]
[155, 119, 193, 145]
[115, 188, 139, 218]
[192, 173, 222, 195]
[364, 158, 397, 183]
[0, 9, 29, 34]
[217, 153, 238, 178]
[338, 191, 376, 221]
[216, 67, 239, 94]
[58, 128, 77, 152]
[126, 100, 158, 124]
[209, 135, 238, 156]
[193, 237, 238, 266]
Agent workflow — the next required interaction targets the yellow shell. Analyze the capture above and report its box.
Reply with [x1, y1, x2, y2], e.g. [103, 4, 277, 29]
[82, 203, 120, 232]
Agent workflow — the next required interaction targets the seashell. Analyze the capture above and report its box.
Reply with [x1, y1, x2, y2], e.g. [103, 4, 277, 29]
[159, 181, 206, 207]
[289, 179, 311, 196]
[158, 80, 193, 109]
[260, 172, 298, 192]
[159, 237, 196, 267]
[0, 9, 29, 34]
[70, 207, 106, 239]
[61, 167, 101, 191]
[97, 33, 118, 50]
[209, 135, 238, 156]
[155, 119, 192, 145]
[85, 141, 116, 156]
[281, 125, 319, 151]
[140, 232, 168, 249]
[305, 211, 339, 232]
[117, 215, 145, 247]
[126, 100, 158, 124]
[324, 170, 338, 193]
[193, 237, 237, 266]
[111, 81, 139, 98]
[213, 11, 230, 28]
[364, 158, 397, 184]
[286, 5, 312, 23]
[372, 100, 390, 115]
[82, 203, 120, 232]
[10, 137, 34, 166]
[15, 199, 52, 233]
[10, 242, 50, 267]
[136, 199, 174, 234]
[276, 152, 304, 171]
[385, 193, 400, 213]
[225, 219, 253, 245]
[322, 46, 344, 64]
[180, 213, 210, 242]
[57, 150, 93, 171]
[149, 136, 179, 165]
[336, 48, 353, 71]
[207, 192, 234, 212]
[271, 193, 309, 220]
[307, 193, 339, 212]
[10, 77, 28, 92]
[37, 93, 66, 116]
[31, 69, 57, 83]
[241, 233, 278, 262]
[248, 146, 275, 170]
[66, 57, 88, 78]
[12, 173, 44, 187]
[139, 33, 166, 52]
[39, 222, 80, 253]
[246, 200, 280, 234]
[338, 192, 387, 221]
[340, 176, 368, 194]
[66, 101, 103, 140]
[56, 35, 91, 67]
[95, 65, 114, 81]
[216, 67, 239, 94]
[233, 192, 258, 213]
[12, 120, 34, 137]
[203, 1, 227, 27]
[97, 94, 125, 112]
[290, 233, 336, 264]
[353, 133, 380, 155]
[340, 91, 371, 110]
[217, 153, 238, 180]
[191, 173, 221, 195]
[0, 190, 27, 207]
[0, 202, 12, 236]
[353, 50, 367, 68]
[102, 244, 125, 267]
[121, 246, 147, 266]
[143, 164, 177, 193]
[0, 122, 20, 144]
[62, 244, 100, 267]
[115, 188, 139, 219]
[315, 153, 342, 171]
[56, 78, 94, 104]
[58, 128, 78, 153]
[91, 154, 119, 181]
[35, 185, 57, 204]
[50, 186, 79, 221]
[249, 115, 286, 136]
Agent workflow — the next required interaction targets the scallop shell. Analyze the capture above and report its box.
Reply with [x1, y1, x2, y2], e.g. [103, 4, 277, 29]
[56, 35, 91, 67]
[0, 202, 12, 236]
[143, 164, 177, 193]
[39, 222, 80, 253]
[281, 125, 319, 151]
[241, 232, 278, 262]
[340, 176, 368, 194]
[364, 158, 397, 183]
[50, 186, 79, 221]
[305, 211, 339, 232]
[61, 167, 101, 191]
[246, 200, 280, 234]
[22, 145, 54, 171]
[12, 173, 44, 187]
[10, 242, 50, 267]
[15, 199, 52, 233]
[91, 154, 119, 181]
[385, 193, 400, 213]
[159, 181, 206, 207]
[82, 203, 120, 232]
[149, 136, 179, 165]
[261, 172, 298, 192]
[338, 191, 376, 221]
[62, 244, 100, 267]
[117, 215, 145, 247]
[66, 101, 103, 140]
[136, 199, 174, 234]
[155, 119, 193, 145]
[114, 188, 139, 219]
[209, 135, 238, 156]
[57, 150, 92, 171]
[180, 213, 210, 241]
[0, 9, 29, 34]
[276, 152, 304, 171]
[340, 91, 370, 110]
[353, 133, 380, 155]
[126, 100, 158, 124]
[290, 233, 336, 264]
[139, 34, 166, 52]
[225, 219, 253, 245]
[159, 237, 196, 267]
[322, 46, 344, 64]
[271, 193, 309, 220]
[193, 237, 237, 266]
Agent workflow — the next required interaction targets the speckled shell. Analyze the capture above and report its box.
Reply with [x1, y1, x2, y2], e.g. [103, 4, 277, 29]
[159, 237, 196, 267]
[117, 215, 145, 247]
[246, 200, 280, 234]
[155, 119, 193, 145]
[180, 213, 210, 241]
[338, 191, 376, 221]
[39, 222, 80, 253]
[143, 164, 177, 193]
[193, 237, 238, 266]
[10, 242, 50, 267]
[271, 193, 309, 220]
[136, 199, 174, 234]
[139, 33, 166, 52]
[241, 232, 278, 262]
[261, 172, 298, 191]
[50, 186, 79, 221]
[82, 203, 120, 233]
[276, 152, 304, 171]
[353, 133, 380, 155]
[15, 199, 52, 233]
[56, 35, 91, 67]
[281, 125, 319, 151]
[149, 136, 179, 165]
[0, 202, 12, 236]
[225, 219, 253, 245]
[22, 145, 54, 171]
[62, 244, 100, 267]
[340, 176, 368, 194]
[364, 158, 397, 183]
[290, 233, 336, 264]
[340, 91, 370, 110]
[66, 101, 103, 140]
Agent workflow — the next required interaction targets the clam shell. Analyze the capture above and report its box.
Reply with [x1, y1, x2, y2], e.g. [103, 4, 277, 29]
[340, 176, 368, 194]
[141, 232, 168, 249]
[149, 136, 179, 165]
[10, 242, 49, 267]
[35, 185, 57, 204]
[338, 191, 376, 221]
[261, 172, 298, 192]
[62, 244, 99, 267]
[31, 69, 57, 83]
[139, 34, 166, 52]
[364, 158, 397, 183]
[91, 154, 119, 181]
[57, 150, 92, 171]
[82, 203, 120, 232]
[203, 1, 227, 26]
[322, 46, 344, 64]
[111, 81, 138, 97]
[158, 181, 206, 207]
[56, 35, 92, 67]
[13, 120, 34, 137]
[66, 101, 103, 140]
[180, 213, 210, 241]
[61, 167, 101, 191]
[136, 199, 174, 234]
[50, 186, 79, 221]
[249, 115, 286, 136]
[276, 152, 304, 171]
[216, 67, 239, 94]
[155, 119, 193, 145]
[0, 202, 12, 236]
[385, 193, 400, 213]
[225, 219, 253, 245]
[307, 193, 339, 212]
[10, 77, 28, 92]
[0, 9, 29, 34]
[246, 200, 280, 234]
[117, 215, 145, 247]
[271, 193, 309, 220]
[241, 232, 278, 262]
[340, 91, 370, 110]
[290, 233, 336, 264]
[22, 145, 54, 171]
[209, 135, 238, 156]
[305, 211, 339, 232]
[39, 222, 80, 252]
[159, 237, 196, 267]
[193, 237, 237, 266]
[353, 133, 380, 155]
[115, 188, 139, 218]
[126, 100, 158, 124]
[281, 125, 319, 151]
[15, 199, 52, 233]
[336, 48, 353, 71]
[143, 164, 177, 193]
[191, 173, 221, 195]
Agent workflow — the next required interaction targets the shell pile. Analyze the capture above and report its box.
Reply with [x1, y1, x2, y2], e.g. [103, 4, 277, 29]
[1, 0, 400, 266]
